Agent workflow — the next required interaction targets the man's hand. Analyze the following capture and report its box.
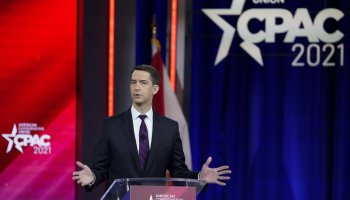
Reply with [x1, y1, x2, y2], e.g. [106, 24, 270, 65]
[199, 157, 231, 186]
[72, 161, 95, 187]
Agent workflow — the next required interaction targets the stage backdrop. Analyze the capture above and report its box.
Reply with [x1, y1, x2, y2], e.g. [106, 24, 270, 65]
[190, 0, 350, 199]
[0, 0, 76, 199]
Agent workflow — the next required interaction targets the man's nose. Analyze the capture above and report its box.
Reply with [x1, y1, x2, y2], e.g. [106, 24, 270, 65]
[134, 82, 141, 90]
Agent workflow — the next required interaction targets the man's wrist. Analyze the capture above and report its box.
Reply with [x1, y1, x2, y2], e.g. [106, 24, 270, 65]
[88, 172, 96, 187]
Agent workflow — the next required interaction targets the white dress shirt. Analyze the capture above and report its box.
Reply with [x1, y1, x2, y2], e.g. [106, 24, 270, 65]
[131, 105, 153, 152]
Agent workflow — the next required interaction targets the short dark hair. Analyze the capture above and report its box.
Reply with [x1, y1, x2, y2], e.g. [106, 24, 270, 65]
[131, 64, 161, 85]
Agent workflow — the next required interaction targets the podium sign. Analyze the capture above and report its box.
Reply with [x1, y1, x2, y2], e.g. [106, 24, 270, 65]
[131, 185, 195, 200]
[101, 178, 206, 200]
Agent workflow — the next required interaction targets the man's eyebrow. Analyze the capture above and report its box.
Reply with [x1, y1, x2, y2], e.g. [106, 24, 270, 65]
[131, 79, 149, 82]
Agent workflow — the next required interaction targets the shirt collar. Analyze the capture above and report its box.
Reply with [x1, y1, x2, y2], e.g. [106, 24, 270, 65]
[131, 105, 153, 121]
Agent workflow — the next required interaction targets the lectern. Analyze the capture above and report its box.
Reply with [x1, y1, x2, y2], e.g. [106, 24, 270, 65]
[101, 178, 206, 200]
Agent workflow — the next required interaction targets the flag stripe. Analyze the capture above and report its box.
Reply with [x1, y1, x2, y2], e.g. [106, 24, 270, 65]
[151, 36, 192, 169]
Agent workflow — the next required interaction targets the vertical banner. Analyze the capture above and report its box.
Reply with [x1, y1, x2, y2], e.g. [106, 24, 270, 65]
[0, 0, 76, 199]
[191, 0, 349, 199]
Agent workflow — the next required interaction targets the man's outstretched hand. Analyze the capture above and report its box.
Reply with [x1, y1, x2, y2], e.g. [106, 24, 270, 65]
[72, 161, 95, 187]
[199, 157, 231, 186]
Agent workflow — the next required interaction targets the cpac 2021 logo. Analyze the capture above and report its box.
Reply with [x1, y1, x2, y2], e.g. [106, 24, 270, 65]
[202, 0, 345, 66]
[2, 123, 52, 155]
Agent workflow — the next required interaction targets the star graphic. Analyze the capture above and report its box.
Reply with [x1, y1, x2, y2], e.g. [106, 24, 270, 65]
[2, 124, 23, 153]
[202, 0, 264, 66]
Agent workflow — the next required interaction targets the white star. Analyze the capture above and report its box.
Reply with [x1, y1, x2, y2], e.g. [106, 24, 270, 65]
[2, 124, 22, 153]
[202, 0, 264, 66]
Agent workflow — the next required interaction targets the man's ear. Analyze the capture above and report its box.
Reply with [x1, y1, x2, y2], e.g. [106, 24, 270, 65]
[153, 85, 159, 95]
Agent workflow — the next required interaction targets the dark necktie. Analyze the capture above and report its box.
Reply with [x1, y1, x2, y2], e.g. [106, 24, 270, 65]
[138, 115, 149, 172]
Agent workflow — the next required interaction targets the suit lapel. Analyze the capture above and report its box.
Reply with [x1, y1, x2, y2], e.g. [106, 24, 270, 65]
[122, 109, 142, 174]
[144, 113, 161, 174]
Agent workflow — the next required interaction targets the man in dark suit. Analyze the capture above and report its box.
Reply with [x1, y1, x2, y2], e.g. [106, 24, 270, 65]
[73, 65, 231, 191]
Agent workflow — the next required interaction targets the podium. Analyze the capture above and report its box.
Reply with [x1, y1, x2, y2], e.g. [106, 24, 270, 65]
[101, 178, 206, 200]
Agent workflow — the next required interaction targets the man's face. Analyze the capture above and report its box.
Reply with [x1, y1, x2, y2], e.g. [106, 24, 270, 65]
[130, 70, 159, 106]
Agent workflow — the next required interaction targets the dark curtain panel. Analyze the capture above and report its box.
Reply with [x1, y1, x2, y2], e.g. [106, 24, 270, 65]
[135, 0, 167, 65]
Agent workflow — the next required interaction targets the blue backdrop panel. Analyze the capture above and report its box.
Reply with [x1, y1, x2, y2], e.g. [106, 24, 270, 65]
[190, 0, 350, 199]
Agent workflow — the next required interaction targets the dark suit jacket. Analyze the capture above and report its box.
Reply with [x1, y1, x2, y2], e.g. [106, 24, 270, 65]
[88, 108, 198, 191]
